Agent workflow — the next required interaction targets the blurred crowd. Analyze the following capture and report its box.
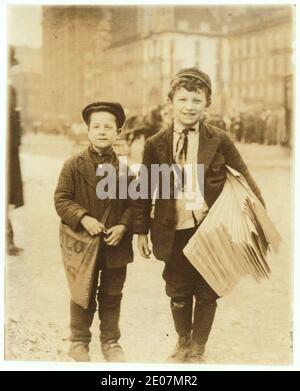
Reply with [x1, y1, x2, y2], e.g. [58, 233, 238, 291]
[25, 103, 291, 151]
[209, 107, 289, 146]
[122, 104, 290, 148]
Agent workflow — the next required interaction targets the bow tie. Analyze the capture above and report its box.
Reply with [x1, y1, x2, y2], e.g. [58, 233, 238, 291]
[178, 127, 196, 136]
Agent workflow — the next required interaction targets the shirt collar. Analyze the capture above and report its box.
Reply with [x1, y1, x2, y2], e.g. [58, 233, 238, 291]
[89, 144, 114, 157]
[173, 121, 200, 135]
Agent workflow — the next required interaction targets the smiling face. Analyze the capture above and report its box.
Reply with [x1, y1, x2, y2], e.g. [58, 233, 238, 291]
[88, 111, 118, 151]
[171, 87, 207, 128]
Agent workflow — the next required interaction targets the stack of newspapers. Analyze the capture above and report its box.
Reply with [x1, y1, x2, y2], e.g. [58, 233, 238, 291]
[183, 166, 282, 297]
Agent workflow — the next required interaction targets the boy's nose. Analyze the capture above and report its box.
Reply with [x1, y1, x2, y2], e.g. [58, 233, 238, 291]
[185, 101, 195, 110]
[97, 128, 106, 134]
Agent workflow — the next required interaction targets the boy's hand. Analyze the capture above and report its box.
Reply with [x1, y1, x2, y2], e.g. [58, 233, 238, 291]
[104, 224, 127, 247]
[138, 234, 151, 259]
[81, 215, 106, 236]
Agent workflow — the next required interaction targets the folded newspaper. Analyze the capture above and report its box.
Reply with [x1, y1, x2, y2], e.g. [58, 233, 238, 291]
[183, 166, 282, 297]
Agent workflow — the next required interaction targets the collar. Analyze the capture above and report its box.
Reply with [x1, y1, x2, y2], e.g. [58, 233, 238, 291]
[173, 121, 200, 135]
[89, 144, 114, 157]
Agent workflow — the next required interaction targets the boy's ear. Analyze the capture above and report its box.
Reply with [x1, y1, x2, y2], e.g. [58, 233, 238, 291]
[117, 128, 122, 134]
[166, 98, 173, 111]
[166, 99, 173, 113]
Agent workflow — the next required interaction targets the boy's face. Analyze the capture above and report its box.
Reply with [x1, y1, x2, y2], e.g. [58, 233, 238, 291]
[171, 87, 207, 128]
[88, 111, 118, 150]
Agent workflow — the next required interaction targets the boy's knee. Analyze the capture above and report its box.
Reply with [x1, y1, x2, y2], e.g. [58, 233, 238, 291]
[171, 297, 191, 310]
[195, 295, 217, 307]
[98, 293, 122, 309]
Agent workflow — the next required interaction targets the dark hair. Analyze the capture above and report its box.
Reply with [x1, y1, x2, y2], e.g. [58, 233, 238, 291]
[168, 77, 211, 107]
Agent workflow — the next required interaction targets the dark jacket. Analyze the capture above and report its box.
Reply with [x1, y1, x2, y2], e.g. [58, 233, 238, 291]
[7, 85, 23, 208]
[133, 121, 265, 262]
[54, 147, 134, 268]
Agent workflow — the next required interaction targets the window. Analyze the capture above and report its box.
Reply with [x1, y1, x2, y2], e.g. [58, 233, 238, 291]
[249, 84, 255, 99]
[250, 60, 255, 80]
[242, 38, 247, 57]
[242, 61, 247, 81]
[234, 63, 240, 82]
[268, 57, 274, 74]
[178, 20, 189, 30]
[234, 40, 239, 58]
[252, 37, 257, 56]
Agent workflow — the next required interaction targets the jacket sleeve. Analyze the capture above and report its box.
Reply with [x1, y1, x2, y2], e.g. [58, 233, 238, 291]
[132, 139, 153, 234]
[222, 133, 266, 207]
[54, 158, 88, 230]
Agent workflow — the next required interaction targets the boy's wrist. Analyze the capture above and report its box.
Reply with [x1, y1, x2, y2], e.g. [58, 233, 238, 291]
[119, 224, 128, 232]
[80, 214, 89, 223]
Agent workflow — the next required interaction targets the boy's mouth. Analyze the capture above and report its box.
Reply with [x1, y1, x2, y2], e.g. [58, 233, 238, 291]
[182, 113, 198, 120]
[183, 112, 197, 117]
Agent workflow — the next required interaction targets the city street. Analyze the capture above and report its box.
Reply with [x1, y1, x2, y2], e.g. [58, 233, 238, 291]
[5, 132, 293, 365]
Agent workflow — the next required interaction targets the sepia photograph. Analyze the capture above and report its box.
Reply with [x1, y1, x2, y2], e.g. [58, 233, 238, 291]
[2, 0, 297, 368]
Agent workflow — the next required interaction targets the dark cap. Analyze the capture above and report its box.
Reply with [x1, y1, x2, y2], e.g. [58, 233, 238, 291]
[82, 101, 126, 128]
[171, 67, 212, 93]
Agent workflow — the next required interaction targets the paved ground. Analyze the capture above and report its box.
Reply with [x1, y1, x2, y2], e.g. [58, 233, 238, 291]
[5, 132, 294, 365]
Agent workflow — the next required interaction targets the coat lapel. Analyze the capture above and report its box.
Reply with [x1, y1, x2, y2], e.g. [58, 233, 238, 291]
[154, 126, 175, 201]
[77, 148, 99, 190]
[155, 126, 174, 165]
[77, 148, 116, 220]
[197, 122, 221, 174]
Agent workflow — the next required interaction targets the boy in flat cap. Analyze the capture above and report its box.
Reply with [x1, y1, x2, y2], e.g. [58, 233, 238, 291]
[134, 67, 265, 363]
[54, 101, 133, 362]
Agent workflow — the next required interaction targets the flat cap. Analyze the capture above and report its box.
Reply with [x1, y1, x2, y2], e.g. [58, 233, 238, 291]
[82, 101, 126, 128]
[171, 67, 212, 93]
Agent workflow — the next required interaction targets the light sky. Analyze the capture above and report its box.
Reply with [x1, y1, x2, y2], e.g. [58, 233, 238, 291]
[7, 5, 42, 48]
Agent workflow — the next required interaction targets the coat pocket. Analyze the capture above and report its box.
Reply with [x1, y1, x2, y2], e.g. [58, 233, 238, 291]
[211, 152, 225, 172]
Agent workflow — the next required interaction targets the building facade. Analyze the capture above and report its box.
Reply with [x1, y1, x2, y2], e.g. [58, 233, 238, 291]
[39, 5, 294, 125]
[227, 6, 294, 113]
[42, 6, 107, 124]
[12, 46, 42, 131]
[91, 5, 227, 115]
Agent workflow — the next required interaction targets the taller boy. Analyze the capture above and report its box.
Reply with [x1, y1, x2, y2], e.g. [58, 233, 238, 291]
[134, 68, 265, 363]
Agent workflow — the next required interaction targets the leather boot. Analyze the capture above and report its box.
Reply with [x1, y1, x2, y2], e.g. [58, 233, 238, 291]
[185, 340, 206, 363]
[69, 341, 90, 362]
[101, 339, 126, 362]
[167, 334, 191, 363]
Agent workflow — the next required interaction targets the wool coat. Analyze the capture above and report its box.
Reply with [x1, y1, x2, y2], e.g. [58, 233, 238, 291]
[8, 86, 23, 208]
[133, 121, 265, 262]
[54, 147, 134, 268]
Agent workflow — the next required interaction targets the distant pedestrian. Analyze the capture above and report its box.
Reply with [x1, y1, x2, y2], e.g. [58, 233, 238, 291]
[7, 47, 24, 256]
[255, 111, 266, 145]
[265, 110, 278, 145]
[276, 106, 287, 145]
[232, 113, 244, 142]
[244, 112, 257, 143]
